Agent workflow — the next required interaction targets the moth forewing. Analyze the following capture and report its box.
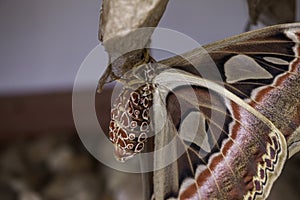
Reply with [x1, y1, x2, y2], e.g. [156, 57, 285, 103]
[151, 67, 289, 199]
[106, 23, 300, 200]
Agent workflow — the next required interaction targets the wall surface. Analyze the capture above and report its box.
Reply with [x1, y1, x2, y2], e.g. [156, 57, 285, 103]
[0, 0, 101, 94]
[2, 0, 300, 94]
[0, 0, 249, 95]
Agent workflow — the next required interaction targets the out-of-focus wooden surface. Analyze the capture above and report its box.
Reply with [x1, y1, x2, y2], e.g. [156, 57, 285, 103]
[0, 89, 112, 139]
[0, 92, 74, 136]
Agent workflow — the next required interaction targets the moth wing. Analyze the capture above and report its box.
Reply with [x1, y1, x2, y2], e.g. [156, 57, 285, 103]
[147, 23, 300, 199]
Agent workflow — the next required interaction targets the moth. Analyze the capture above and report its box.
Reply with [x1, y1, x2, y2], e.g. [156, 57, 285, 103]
[105, 23, 300, 199]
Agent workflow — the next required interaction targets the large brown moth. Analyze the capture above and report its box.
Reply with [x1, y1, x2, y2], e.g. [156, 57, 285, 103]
[104, 23, 300, 200]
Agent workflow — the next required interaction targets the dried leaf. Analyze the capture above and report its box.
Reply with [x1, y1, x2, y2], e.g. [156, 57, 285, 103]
[98, 0, 169, 92]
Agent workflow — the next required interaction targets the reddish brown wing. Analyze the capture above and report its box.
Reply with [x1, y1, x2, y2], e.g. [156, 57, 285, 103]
[149, 23, 300, 200]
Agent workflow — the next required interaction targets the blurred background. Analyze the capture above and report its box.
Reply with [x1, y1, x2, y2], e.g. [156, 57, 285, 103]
[0, 0, 300, 199]
[0, 0, 251, 95]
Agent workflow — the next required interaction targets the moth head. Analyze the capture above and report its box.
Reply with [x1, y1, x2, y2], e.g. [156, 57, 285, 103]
[109, 83, 154, 162]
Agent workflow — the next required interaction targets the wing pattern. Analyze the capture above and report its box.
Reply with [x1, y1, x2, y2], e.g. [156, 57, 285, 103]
[107, 23, 300, 200]
[151, 24, 300, 199]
